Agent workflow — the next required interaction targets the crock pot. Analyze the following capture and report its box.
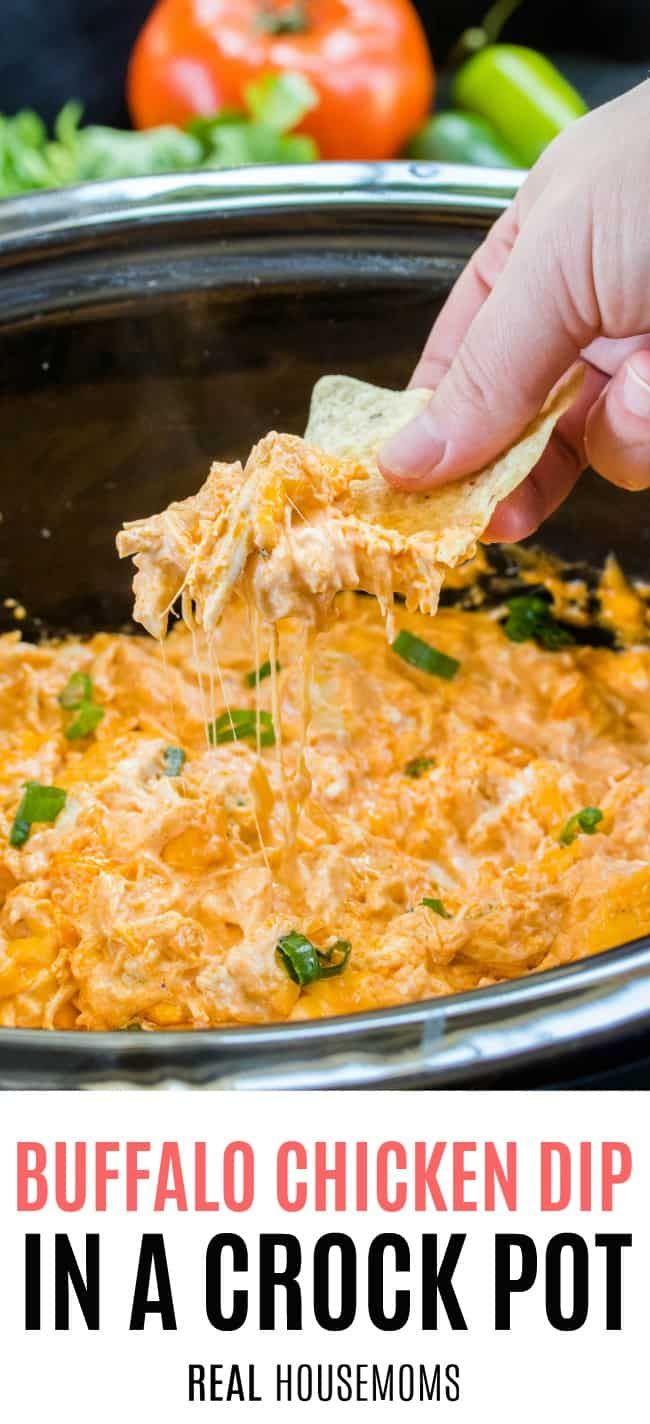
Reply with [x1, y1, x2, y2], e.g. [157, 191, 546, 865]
[0, 163, 648, 1088]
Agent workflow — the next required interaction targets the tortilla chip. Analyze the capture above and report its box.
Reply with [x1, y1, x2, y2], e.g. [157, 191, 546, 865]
[305, 368, 583, 559]
[120, 368, 582, 638]
[305, 377, 434, 471]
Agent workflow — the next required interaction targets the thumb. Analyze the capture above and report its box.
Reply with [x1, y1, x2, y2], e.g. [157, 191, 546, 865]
[585, 349, 650, 491]
[380, 219, 596, 489]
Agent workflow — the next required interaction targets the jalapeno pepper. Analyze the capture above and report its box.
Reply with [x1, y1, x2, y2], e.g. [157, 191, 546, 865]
[452, 44, 587, 168]
[407, 110, 519, 168]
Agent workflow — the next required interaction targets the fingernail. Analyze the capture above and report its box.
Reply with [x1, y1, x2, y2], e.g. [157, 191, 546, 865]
[623, 359, 650, 418]
[380, 412, 446, 480]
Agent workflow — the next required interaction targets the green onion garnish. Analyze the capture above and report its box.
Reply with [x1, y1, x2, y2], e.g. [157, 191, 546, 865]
[559, 807, 603, 846]
[65, 703, 105, 741]
[404, 756, 435, 779]
[58, 670, 93, 709]
[244, 659, 280, 689]
[10, 781, 67, 848]
[59, 669, 104, 740]
[503, 594, 575, 650]
[162, 746, 186, 777]
[421, 897, 452, 918]
[392, 630, 460, 680]
[209, 709, 276, 747]
[276, 931, 351, 987]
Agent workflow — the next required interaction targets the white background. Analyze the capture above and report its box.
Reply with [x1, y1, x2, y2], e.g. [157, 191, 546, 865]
[0, 1091, 644, 1422]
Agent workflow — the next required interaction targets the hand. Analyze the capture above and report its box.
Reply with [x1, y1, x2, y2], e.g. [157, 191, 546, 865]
[379, 81, 650, 540]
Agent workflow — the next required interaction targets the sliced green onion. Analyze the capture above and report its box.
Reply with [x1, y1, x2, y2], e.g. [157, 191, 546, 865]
[503, 594, 575, 650]
[58, 670, 93, 709]
[392, 630, 460, 680]
[404, 756, 435, 779]
[316, 939, 352, 979]
[244, 659, 280, 688]
[276, 931, 351, 987]
[10, 781, 67, 848]
[536, 623, 575, 651]
[421, 897, 452, 918]
[65, 703, 105, 741]
[559, 807, 603, 846]
[59, 669, 104, 740]
[276, 932, 320, 985]
[162, 746, 186, 777]
[209, 709, 276, 747]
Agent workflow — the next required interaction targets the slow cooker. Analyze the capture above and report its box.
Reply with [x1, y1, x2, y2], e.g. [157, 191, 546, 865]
[0, 163, 648, 1087]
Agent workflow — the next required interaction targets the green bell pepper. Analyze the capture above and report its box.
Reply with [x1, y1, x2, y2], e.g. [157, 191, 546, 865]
[407, 110, 520, 168]
[452, 45, 587, 167]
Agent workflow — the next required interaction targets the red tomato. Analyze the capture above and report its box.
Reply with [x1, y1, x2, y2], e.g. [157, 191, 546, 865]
[127, 0, 435, 161]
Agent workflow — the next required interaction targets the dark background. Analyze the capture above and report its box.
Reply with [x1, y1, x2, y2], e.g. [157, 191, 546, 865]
[1, 0, 649, 126]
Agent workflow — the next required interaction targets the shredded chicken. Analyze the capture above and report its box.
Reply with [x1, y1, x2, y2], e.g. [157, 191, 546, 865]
[117, 371, 580, 642]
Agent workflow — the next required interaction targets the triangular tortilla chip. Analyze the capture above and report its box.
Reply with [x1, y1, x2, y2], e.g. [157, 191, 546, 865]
[118, 369, 581, 637]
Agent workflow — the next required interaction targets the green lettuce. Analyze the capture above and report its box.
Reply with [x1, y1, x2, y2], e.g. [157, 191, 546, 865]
[0, 74, 318, 198]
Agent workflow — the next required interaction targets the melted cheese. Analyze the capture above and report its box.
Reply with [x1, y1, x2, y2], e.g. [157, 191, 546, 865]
[1, 592, 649, 1030]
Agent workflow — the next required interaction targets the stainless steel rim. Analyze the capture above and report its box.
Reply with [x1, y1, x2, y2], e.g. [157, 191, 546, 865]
[1, 938, 648, 1088]
[0, 160, 525, 257]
